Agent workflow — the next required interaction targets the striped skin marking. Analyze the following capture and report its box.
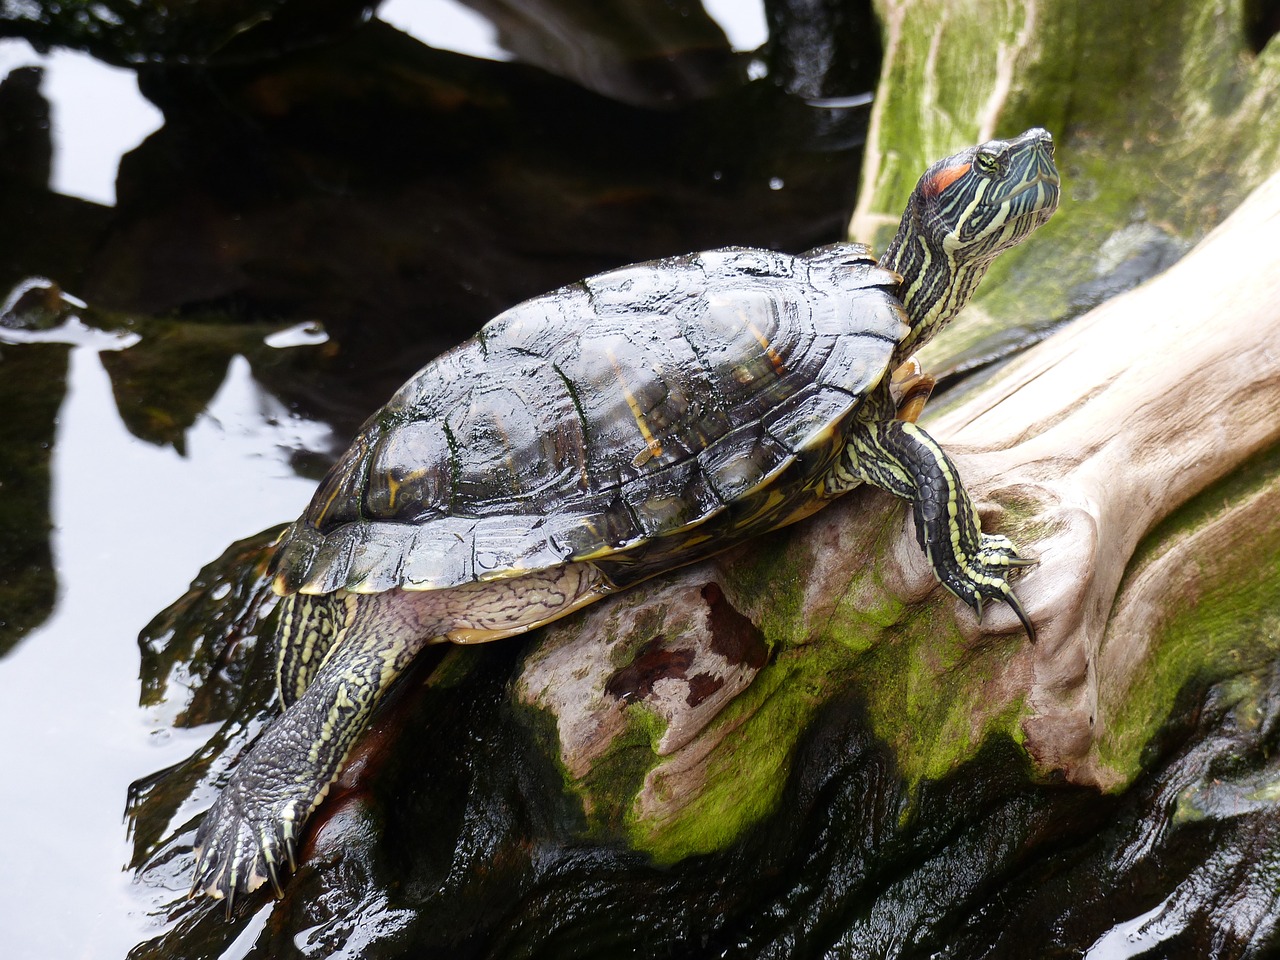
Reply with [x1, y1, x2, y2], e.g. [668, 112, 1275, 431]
[193, 590, 449, 911]
[275, 593, 358, 709]
[193, 565, 611, 911]
[832, 407, 1035, 638]
[444, 564, 609, 644]
[307, 680, 358, 767]
[881, 130, 1058, 362]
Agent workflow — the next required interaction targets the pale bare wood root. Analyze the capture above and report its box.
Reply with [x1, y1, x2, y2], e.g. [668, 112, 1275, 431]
[927, 167, 1280, 785]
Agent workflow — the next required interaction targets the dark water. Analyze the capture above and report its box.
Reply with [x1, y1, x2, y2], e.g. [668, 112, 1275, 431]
[0, 3, 878, 955]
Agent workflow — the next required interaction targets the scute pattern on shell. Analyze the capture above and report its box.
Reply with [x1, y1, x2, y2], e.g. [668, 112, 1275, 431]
[272, 245, 908, 596]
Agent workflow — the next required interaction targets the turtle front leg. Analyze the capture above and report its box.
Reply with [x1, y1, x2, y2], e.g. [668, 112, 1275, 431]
[192, 593, 438, 915]
[837, 417, 1036, 639]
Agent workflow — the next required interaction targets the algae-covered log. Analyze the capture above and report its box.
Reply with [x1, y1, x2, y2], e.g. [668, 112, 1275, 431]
[514, 0, 1280, 854]
[515, 168, 1280, 859]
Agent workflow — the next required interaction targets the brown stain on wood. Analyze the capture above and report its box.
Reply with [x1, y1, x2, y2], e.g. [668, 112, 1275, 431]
[684, 671, 726, 706]
[602, 581, 766, 709]
[699, 582, 769, 669]
[605, 636, 693, 703]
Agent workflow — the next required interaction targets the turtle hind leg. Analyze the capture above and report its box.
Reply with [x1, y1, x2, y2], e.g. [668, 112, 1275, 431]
[190, 747, 304, 915]
[275, 592, 358, 709]
[191, 591, 442, 911]
[841, 417, 1037, 641]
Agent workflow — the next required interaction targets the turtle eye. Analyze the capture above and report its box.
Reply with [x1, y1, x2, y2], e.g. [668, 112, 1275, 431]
[976, 150, 1001, 175]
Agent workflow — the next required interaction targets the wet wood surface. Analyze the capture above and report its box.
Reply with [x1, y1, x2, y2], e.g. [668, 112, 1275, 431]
[928, 168, 1280, 784]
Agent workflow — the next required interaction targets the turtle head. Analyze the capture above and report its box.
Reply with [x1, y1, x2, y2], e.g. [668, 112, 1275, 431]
[881, 128, 1060, 356]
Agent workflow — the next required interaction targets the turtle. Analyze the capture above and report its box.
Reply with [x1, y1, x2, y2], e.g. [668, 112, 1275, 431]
[192, 128, 1060, 910]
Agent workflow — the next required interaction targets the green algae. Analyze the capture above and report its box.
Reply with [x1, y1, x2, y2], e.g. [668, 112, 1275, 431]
[577, 702, 668, 833]
[858, 0, 1280, 367]
[424, 644, 484, 690]
[628, 648, 828, 862]
[553, 343, 1280, 873]
[1093, 444, 1280, 781]
[718, 533, 812, 648]
[858, 613, 1029, 786]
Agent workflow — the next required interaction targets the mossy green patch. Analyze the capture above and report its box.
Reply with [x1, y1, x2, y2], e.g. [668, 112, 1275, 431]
[720, 530, 812, 648]
[857, 614, 1029, 786]
[616, 595, 1035, 860]
[578, 702, 668, 833]
[821, 514, 913, 652]
[591, 490, 1041, 860]
[629, 645, 844, 862]
[425, 644, 483, 690]
[1094, 445, 1280, 780]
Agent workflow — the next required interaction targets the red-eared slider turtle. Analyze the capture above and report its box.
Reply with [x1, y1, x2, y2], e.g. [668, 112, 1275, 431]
[193, 128, 1060, 909]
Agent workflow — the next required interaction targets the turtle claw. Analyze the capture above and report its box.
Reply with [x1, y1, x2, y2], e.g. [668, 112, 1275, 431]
[1002, 584, 1037, 643]
[976, 532, 1037, 568]
[263, 850, 285, 899]
[954, 576, 1036, 642]
[1003, 555, 1039, 569]
[945, 532, 1038, 642]
[191, 783, 304, 914]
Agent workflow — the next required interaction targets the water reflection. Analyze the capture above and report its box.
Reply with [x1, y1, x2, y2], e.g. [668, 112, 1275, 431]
[0, 1, 878, 954]
[0, 39, 163, 206]
[381, 0, 510, 62]
[0, 337, 329, 957]
[1086, 895, 1182, 959]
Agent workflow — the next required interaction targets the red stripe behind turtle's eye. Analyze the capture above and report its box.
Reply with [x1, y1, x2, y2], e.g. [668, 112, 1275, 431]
[922, 161, 972, 197]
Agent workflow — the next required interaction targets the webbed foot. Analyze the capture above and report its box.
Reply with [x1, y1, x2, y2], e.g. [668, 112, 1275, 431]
[191, 766, 310, 917]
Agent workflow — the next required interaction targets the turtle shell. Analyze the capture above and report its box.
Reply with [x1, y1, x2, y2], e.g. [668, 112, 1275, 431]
[271, 244, 908, 596]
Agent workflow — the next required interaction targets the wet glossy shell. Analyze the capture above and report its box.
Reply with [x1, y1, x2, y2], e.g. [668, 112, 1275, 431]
[272, 245, 908, 596]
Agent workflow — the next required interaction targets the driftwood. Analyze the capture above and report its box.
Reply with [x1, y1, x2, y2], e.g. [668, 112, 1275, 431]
[934, 166, 1280, 785]
[514, 167, 1280, 848]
